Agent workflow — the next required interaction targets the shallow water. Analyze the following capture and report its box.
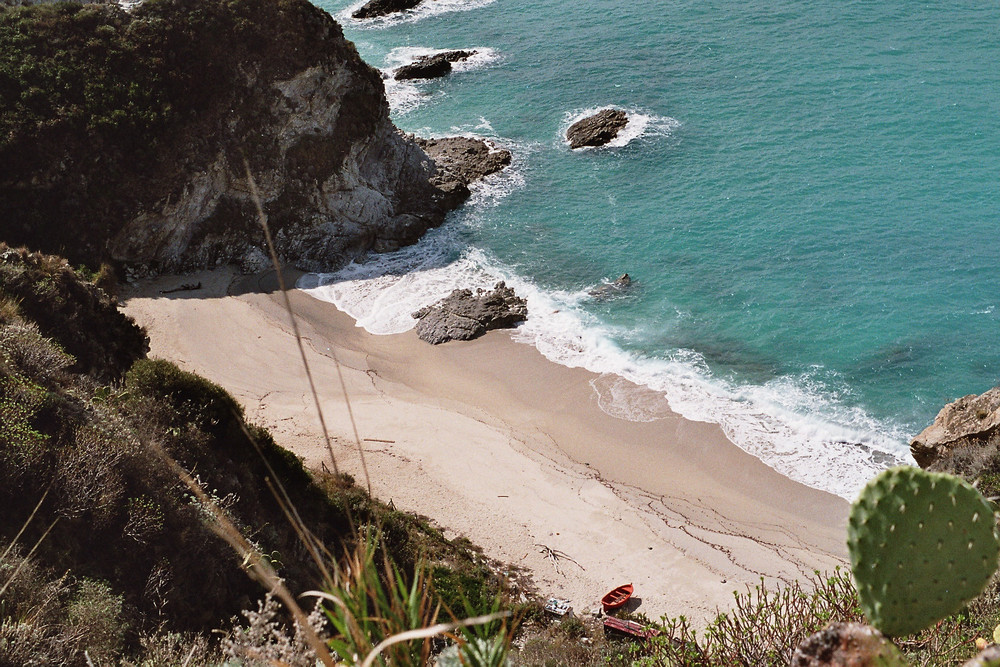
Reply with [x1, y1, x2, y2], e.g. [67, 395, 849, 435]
[302, 0, 1000, 499]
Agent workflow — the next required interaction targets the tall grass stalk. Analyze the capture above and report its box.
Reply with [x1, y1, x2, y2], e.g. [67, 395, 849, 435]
[243, 156, 373, 496]
[155, 448, 338, 666]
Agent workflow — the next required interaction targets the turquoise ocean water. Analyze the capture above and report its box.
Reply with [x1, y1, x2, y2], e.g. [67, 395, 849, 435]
[302, 0, 1000, 499]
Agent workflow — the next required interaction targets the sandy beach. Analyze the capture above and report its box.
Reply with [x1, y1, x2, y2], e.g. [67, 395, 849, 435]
[122, 267, 849, 624]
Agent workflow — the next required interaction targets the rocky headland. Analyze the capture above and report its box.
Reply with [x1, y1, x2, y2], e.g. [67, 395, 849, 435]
[566, 108, 630, 149]
[0, 0, 501, 276]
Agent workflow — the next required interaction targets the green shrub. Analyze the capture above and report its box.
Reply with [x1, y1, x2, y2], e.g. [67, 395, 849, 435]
[125, 358, 242, 436]
[66, 579, 124, 663]
[0, 245, 148, 380]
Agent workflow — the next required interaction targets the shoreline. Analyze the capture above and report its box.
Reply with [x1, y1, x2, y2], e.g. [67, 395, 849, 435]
[121, 267, 849, 624]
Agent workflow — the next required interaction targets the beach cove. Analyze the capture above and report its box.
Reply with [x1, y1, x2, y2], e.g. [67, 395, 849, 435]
[123, 267, 848, 623]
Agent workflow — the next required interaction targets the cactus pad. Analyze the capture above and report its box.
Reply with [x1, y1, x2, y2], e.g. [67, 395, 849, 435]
[848, 466, 999, 637]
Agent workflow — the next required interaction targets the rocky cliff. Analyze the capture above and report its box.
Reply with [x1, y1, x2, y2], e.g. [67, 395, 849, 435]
[0, 0, 459, 273]
[910, 387, 1000, 472]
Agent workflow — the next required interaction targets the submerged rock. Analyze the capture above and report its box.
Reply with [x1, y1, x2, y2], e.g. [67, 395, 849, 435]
[352, 0, 420, 19]
[588, 273, 632, 299]
[412, 281, 528, 344]
[910, 386, 1000, 468]
[394, 50, 477, 80]
[413, 136, 512, 209]
[566, 108, 629, 149]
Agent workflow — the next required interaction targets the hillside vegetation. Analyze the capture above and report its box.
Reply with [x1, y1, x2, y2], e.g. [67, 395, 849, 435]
[0, 245, 506, 665]
[0, 0, 388, 269]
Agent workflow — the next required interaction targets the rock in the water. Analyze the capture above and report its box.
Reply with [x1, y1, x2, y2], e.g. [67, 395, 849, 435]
[566, 108, 629, 149]
[910, 386, 1000, 467]
[352, 0, 420, 19]
[438, 49, 478, 63]
[588, 273, 632, 299]
[394, 50, 477, 80]
[413, 136, 512, 209]
[395, 55, 452, 80]
[791, 623, 905, 667]
[412, 281, 528, 344]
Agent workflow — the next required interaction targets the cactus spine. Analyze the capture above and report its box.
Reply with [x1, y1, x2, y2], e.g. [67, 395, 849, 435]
[848, 466, 1000, 637]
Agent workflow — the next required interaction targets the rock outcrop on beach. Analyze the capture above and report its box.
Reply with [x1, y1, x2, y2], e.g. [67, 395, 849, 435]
[910, 386, 1000, 468]
[412, 281, 528, 344]
[0, 0, 468, 274]
[351, 0, 420, 19]
[394, 50, 477, 80]
[566, 108, 629, 149]
[414, 136, 513, 209]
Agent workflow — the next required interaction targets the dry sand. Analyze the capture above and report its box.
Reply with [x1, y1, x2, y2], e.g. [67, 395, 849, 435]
[122, 267, 849, 624]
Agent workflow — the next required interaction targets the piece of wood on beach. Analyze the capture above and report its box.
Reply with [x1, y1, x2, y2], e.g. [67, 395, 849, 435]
[603, 616, 661, 640]
[159, 282, 202, 294]
[535, 544, 585, 575]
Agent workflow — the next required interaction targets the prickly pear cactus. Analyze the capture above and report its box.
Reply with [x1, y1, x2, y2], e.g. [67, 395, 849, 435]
[848, 466, 1000, 637]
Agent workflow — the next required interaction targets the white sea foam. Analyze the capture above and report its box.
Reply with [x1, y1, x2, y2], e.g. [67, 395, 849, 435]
[301, 232, 910, 500]
[561, 106, 681, 150]
[339, 0, 498, 28]
[507, 294, 913, 499]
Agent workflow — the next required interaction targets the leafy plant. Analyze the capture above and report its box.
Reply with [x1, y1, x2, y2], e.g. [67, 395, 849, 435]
[848, 466, 1000, 637]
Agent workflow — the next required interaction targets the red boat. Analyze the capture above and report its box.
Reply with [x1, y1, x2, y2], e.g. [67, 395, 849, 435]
[601, 583, 633, 611]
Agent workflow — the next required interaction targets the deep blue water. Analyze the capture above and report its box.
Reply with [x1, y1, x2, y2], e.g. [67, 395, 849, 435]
[304, 0, 1000, 498]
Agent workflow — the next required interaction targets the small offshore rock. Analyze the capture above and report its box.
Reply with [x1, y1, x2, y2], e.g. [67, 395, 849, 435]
[395, 55, 451, 80]
[910, 386, 1000, 467]
[566, 108, 629, 149]
[791, 623, 906, 667]
[589, 273, 632, 299]
[352, 0, 420, 19]
[394, 50, 477, 80]
[412, 281, 528, 344]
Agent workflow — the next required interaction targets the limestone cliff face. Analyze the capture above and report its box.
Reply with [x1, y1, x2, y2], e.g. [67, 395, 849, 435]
[910, 386, 1000, 469]
[0, 0, 452, 273]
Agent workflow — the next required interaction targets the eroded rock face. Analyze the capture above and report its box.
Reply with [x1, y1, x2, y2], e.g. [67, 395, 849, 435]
[413, 136, 512, 209]
[412, 281, 527, 344]
[791, 623, 905, 667]
[910, 387, 1000, 468]
[566, 108, 629, 149]
[394, 50, 477, 80]
[351, 0, 420, 19]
